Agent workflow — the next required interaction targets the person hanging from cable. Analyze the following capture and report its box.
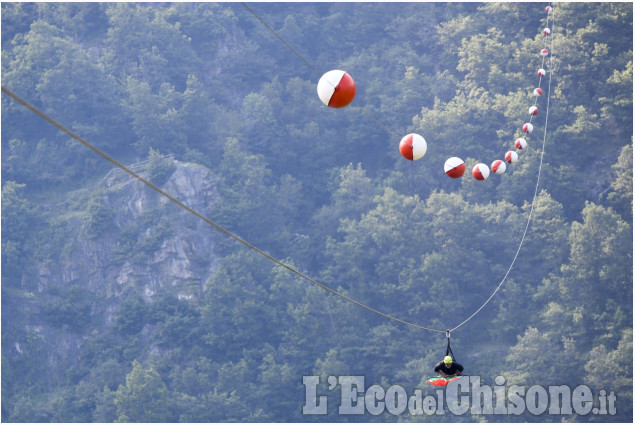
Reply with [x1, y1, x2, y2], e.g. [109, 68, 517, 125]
[433, 331, 463, 379]
[434, 356, 463, 379]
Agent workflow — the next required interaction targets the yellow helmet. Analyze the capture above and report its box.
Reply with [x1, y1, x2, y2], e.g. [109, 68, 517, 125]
[444, 356, 453, 364]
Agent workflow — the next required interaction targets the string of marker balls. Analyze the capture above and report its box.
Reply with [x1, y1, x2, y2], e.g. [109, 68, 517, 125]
[316, 10, 553, 183]
[315, 6, 553, 183]
[449, 3, 555, 332]
[444, 6, 553, 181]
[312, 4, 555, 334]
[316, 4, 557, 335]
[405, 8, 556, 181]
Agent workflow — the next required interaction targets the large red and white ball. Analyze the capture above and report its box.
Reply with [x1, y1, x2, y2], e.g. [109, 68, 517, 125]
[533, 88, 543, 96]
[523, 123, 534, 133]
[472, 163, 490, 180]
[540, 48, 549, 57]
[399, 133, 427, 161]
[543, 28, 551, 35]
[317, 70, 356, 108]
[505, 151, 519, 164]
[529, 106, 539, 116]
[515, 138, 528, 149]
[537, 68, 546, 77]
[545, 6, 552, 13]
[444, 157, 465, 178]
[491, 159, 507, 175]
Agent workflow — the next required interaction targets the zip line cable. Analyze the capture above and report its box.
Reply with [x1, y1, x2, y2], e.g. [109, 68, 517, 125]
[2, 4, 555, 338]
[450, 6, 555, 333]
[0, 85, 444, 334]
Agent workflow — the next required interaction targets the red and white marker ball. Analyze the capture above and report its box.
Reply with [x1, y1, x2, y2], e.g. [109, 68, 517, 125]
[523, 123, 534, 133]
[540, 48, 549, 57]
[491, 159, 507, 175]
[533, 88, 543, 96]
[543, 28, 551, 36]
[529, 106, 539, 116]
[546, 6, 552, 13]
[444, 157, 465, 178]
[515, 138, 528, 149]
[399, 133, 427, 161]
[317, 70, 356, 108]
[537, 68, 547, 77]
[472, 163, 490, 180]
[505, 151, 519, 164]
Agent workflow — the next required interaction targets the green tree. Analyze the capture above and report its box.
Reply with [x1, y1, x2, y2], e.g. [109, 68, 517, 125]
[200, 254, 283, 363]
[600, 60, 633, 132]
[93, 387, 116, 422]
[1, 181, 33, 281]
[124, 78, 187, 155]
[607, 143, 633, 221]
[2, 19, 127, 184]
[213, 137, 302, 252]
[42, 285, 91, 331]
[179, 74, 221, 165]
[584, 329, 633, 416]
[145, 148, 176, 186]
[505, 327, 560, 385]
[114, 361, 174, 422]
[515, 190, 570, 278]
[239, 92, 280, 152]
[104, 3, 198, 90]
[83, 191, 114, 240]
[1, 3, 38, 50]
[558, 202, 632, 315]
[114, 294, 148, 335]
[313, 163, 377, 241]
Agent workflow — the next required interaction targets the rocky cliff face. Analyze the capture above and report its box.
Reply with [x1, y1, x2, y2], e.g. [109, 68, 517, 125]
[101, 161, 221, 302]
[30, 159, 221, 339]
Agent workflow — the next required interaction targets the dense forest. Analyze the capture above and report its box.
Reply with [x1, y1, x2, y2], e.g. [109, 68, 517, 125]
[1, 2, 632, 422]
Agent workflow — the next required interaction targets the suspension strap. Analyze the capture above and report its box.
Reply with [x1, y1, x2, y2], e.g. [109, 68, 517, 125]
[445, 330, 455, 361]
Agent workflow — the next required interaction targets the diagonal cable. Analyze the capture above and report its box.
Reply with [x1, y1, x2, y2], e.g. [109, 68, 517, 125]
[1, 85, 445, 334]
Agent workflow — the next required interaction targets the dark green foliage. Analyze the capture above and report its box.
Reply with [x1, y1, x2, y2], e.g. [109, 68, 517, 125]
[146, 148, 176, 186]
[1, 181, 33, 280]
[1, 2, 632, 423]
[83, 191, 114, 240]
[114, 294, 148, 335]
[114, 360, 175, 422]
[42, 285, 92, 331]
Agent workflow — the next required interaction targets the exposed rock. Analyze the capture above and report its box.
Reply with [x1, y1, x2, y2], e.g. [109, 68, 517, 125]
[103, 160, 221, 300]
[46, 159, 221, 302]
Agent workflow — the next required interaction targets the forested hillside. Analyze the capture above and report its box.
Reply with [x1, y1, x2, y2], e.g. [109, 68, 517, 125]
[1, 2, 632, 422]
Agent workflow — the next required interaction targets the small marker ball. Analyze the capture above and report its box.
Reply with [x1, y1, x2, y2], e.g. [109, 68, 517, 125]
[540, 48, 549, 57]
[533, 88, 543, 96]
[537, 68, 547, 77]
[529, 106, 539, 116]
[505, 151, 519, 164]
[523, 123, 534, 133]
[543, 28, 551, 35]
[546, 6, 553, 13]
[444, 157, 465, 178]
[317, 70, 356, 108]
[491, 159, 507, 175]
[515, 138, 528, 149]
[472, 163, 490, 180]
[399, 133, 427, 161]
